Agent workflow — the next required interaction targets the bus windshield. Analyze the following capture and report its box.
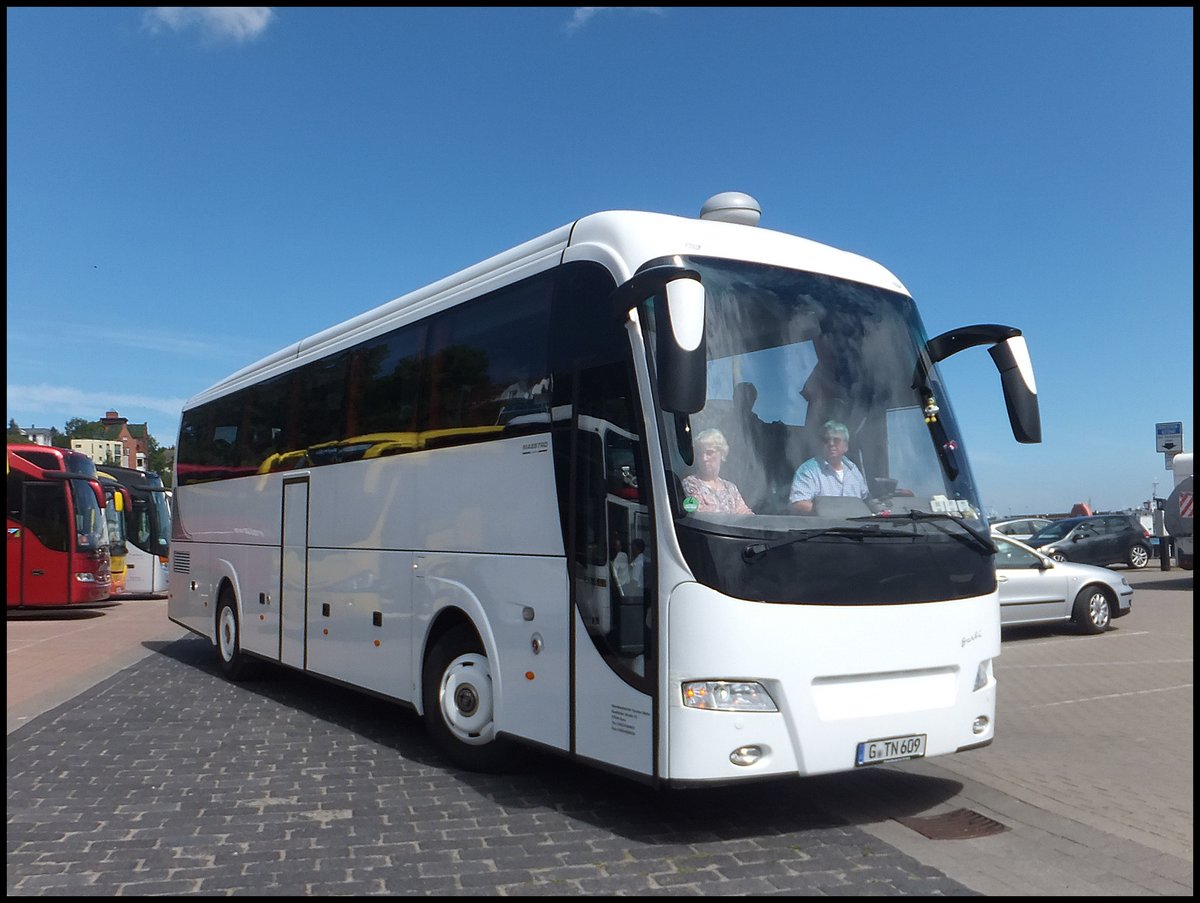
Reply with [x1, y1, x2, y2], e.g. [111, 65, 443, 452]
[102, 484, 129, 552]
[70, 479, 109, 553]
[129, 478, 171, 557]
[648, 258, 991, 605]
[98, 466, 171, 558]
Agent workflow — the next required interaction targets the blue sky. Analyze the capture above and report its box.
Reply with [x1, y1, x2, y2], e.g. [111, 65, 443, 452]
[6, 7, 1193, 515]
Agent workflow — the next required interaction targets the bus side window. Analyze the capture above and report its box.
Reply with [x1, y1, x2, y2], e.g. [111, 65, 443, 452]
[7, 470, 24, 521]
[24, 482, 70, 553]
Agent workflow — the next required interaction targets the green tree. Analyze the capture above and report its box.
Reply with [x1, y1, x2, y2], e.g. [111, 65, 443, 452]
[63, 417, 106, 438]
[55, 418, 104, 448]
[145, 435, 175, 488]
[7, 418, 26, 442]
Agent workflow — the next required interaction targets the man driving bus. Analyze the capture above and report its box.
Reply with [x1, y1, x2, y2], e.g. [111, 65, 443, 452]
[788, 420, 869, 514]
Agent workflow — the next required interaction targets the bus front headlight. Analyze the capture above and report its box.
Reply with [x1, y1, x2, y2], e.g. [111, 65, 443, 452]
[682, 680, 778, 712]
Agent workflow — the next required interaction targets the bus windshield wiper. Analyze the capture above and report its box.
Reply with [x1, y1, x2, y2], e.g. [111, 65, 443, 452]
[853, 510, 995, 556]
[743, 524, 915, 562]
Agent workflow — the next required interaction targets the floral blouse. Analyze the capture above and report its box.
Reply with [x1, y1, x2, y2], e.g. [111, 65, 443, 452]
[681, 474, 753, 514]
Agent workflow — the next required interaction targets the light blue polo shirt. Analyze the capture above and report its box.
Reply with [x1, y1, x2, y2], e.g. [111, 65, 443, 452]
[789, 456, 869, 505]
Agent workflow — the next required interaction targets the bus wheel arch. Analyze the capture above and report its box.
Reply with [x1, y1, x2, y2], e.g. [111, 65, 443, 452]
[421, 615, 516, 773]
[215, 581, 252, 681]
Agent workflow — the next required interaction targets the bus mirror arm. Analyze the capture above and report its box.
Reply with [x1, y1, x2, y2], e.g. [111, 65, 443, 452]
[925, 324, 1042, 445]
[609, 264, 701, 320]
[610, 265, 707, 414]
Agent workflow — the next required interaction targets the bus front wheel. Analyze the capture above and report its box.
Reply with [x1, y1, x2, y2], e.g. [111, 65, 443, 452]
[216, 591, 251, 681]
[422, 624, 516, 773]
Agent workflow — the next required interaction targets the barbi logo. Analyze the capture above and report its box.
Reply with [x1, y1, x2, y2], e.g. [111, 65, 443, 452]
[683, 496, 699, 513]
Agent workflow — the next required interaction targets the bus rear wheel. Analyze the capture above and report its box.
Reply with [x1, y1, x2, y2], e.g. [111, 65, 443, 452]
[216, 591, 252, 681]
[422, 624, 516, 773]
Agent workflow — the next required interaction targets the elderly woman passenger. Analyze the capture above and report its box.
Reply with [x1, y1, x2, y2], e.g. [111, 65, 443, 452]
[681, 428, 753, 515]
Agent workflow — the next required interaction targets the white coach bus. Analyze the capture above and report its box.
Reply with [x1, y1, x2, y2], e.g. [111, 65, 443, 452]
[169, 192, 1041, 785]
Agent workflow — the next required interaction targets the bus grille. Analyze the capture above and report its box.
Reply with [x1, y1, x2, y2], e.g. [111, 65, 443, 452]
[173, 552, 191, 574]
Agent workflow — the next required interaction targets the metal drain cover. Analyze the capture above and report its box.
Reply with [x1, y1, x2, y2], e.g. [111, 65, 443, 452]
[895, 808, 1009, 839]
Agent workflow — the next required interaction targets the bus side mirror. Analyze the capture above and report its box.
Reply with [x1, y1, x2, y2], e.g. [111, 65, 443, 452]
[611, 265, 707, 414]
[656, 276, 706, 413]
[926, 324, 1041, 444]
[988, 335, 1041, 444]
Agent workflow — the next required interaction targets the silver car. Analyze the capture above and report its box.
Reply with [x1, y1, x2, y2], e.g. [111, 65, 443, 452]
[993, 534, 1133, 633]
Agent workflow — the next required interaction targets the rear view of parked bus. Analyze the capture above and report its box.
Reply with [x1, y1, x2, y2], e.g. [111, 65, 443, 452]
[171, 193, 1040, 785]
[97, 465, 171, 597]
[7, 448, 112, 608]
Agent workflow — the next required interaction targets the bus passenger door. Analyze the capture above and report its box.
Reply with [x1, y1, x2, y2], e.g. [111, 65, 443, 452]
[14, 482, 72, 607]
[569, 416, 656, 779]
[280, 478, 309, 669]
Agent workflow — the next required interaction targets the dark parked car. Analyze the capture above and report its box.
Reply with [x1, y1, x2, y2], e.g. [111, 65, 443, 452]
[1025, 514, 1153, 569]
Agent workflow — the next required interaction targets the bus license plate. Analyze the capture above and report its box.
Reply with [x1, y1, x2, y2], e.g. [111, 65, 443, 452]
[855, 733, 927, 767]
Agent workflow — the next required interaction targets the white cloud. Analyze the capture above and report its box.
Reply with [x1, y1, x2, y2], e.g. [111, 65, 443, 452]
[566, 7, 665, 34]
[7, 323, 255, 360]
[86, 327, 228, 358]
[143, 7, 275, 44]
[7, 384, 187, 421]
[8, 385, 187, 446]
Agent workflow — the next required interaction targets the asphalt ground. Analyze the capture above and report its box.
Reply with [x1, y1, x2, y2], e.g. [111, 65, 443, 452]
[7, 570, 1193, 895]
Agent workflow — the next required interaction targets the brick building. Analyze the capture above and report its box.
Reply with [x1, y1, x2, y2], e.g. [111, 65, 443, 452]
[70, 410, 150, 470]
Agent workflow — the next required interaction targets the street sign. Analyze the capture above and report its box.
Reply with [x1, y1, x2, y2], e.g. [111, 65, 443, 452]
[1155, 421, 1184, 453]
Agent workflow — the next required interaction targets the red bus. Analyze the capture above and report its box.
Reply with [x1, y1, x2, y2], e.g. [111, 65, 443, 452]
[9, 443, 132, 596]
[7, 448, 112, 608]
[9, 441, 135, 593]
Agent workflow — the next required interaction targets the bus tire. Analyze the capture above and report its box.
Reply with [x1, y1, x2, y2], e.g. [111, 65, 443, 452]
[216, 590, 252, 681]
[1073, 585, 1111, 634]
[422, 624, 516, 773]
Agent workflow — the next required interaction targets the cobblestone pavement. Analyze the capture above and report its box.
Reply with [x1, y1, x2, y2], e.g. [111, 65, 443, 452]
[7, 638, 977, 896]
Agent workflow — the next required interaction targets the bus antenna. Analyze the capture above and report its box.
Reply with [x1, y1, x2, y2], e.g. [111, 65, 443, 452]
[699, 192, 761, 226]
